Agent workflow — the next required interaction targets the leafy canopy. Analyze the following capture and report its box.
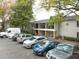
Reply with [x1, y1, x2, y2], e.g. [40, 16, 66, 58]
[10, 0, 33, 27]
[42, 0, 79, 26]
[48, 13, 64, 26]
[0, 7, 5, 17]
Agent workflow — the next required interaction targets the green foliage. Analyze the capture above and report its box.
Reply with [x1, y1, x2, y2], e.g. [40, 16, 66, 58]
[42, 0, 57, 10]
[43, 0, 77, 8]
[61, 0, 77, 6]
[0, 0, 2, 2]
[10, 0, 33, 32]
[0, 7, 5, 17]
[48, 13, 64, 26]
[43, 0, 78, 26]
[74, 6, 79, 11]
[75, 15, 79, 21]
[64, 36, 79, 42]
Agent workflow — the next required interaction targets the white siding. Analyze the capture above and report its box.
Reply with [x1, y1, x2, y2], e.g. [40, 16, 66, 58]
[60, 21, 77, 38]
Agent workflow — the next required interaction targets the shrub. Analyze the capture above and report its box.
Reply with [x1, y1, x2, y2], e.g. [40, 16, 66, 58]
[64, 36, 79, 42]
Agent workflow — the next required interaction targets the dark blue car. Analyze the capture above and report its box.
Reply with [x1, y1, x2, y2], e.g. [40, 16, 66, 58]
[33, 40, 59, 56]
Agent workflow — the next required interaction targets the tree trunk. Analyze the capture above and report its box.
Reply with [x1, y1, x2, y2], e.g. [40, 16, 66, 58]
[1, 17, 5, 31]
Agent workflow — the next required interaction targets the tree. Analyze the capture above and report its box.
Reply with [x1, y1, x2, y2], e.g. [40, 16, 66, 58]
[42, 0, 79, 26]
[0, 0, 11, 31]
[10, 0, 33, 33]
[0, 7, 5, 31]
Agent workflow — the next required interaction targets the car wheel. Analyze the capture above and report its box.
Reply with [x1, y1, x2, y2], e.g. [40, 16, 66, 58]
[3, 35, 7, 38]
[12, 38, 16, 41]
[31, 44, 35, 48]
[50, 56, 52, 59]
[45, 53, 48, 59]
[43, 52, 47, 56]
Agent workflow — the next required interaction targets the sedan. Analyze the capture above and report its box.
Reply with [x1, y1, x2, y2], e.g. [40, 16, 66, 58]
[17, 33, 32, 43]
[33, 40, 59, 56]
[46, 43, 76, 59]
[12, 33, 19, 41]
[23, 36, 47, 48]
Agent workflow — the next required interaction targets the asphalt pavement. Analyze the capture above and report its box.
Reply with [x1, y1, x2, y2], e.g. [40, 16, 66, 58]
[0, 38, 79, 59]
[0, 38, 44, 59]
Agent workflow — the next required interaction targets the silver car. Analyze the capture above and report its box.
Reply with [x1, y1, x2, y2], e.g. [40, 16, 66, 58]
[17, 33, 32, 43]
[12, 33, 19, 41]
[23, 36, 47, 48]
[46, 43, 76, 59]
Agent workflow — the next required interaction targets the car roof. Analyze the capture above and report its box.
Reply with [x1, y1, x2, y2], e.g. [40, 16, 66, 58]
[20, 33, 25, 35]
[58, 43, 75, 47]
[20, 33, 31, 35]
[25, 34, 32, 35]
[33, 36, 46, 39]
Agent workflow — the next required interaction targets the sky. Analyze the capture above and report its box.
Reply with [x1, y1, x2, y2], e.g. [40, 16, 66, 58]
[32, 0, 56, 21]
[32, 0, 79, 21]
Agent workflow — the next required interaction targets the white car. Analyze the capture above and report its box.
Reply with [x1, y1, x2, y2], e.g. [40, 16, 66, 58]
[0, 28, 21, 38]
[23, 36, 47, 48]
[46, 43, 76, 59]
[0, 32, 8, 38]
[17, 34, 32, 43]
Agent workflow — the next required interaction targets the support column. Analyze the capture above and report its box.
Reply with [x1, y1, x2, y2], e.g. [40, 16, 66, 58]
[53, 31, 56, 39]
[45, 23, 47, 36]
[38, 23, 40, 35]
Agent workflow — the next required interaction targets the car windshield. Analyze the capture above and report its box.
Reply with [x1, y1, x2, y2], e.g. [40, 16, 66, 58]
[26, 35, 31, 37]
[18, 34, 25, 37]
[7, 31, 11, 33]
[38, 41, 46, 46]
[18, 34, 22, 37]
[56, 44, 74, 53]
[14, 33, 19, 36]
[29, 37, 36, 40]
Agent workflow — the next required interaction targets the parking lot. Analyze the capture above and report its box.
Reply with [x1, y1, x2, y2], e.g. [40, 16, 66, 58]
[0, 38, 44, 59]
[0, 38, 79, 59]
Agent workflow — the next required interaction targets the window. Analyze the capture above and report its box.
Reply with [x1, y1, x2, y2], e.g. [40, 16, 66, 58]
[35, 23, 38, 28]
[29, 37, 35, 40]
[26, 35, 31, 37]
[7, 31, 11, 33]
[22, 35, 25, 37]
[40, 23, 45, 28]
[37, 38, 45, 40]
[77, 21, 79, 27]
[77, 32, 79, 38]
[47, 25, 54, 29]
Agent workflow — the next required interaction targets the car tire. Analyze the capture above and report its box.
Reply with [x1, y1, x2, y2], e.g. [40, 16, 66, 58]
[3, 35, 7, 38]
[45, 53, 48, 59]
[31, 44, 35, 48]
[43, 52, 47, 56]
[12, 38, 17, 41]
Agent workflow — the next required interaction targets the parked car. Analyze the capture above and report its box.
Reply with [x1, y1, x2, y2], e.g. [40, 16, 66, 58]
[17, 33, 32, 43]
[46, 43, 76, 59]
[23, 36, 47, 48]
[0, 28, 21, 38]
[33, 40, 59, 56]
[12, 33, 19, 41]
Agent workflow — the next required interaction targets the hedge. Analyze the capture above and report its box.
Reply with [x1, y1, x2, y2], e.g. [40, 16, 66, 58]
[64, 36, 79, 42]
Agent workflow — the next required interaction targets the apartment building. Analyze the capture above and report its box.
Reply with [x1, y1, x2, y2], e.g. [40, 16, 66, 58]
[32, 19, 56, 38]
[32, 16, 79, 38]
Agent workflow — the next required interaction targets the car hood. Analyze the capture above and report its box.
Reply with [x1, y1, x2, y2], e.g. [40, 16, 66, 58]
[48, 49, 71, 59]
[0, 32, 7, 34]
[33, 44, 43, 51]
[23, 37, 31, 41]
[24, 40, 34, 44]
[8, 33, 14, 36]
